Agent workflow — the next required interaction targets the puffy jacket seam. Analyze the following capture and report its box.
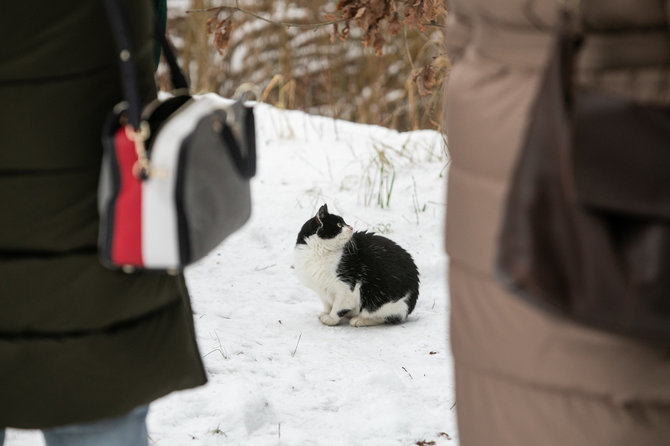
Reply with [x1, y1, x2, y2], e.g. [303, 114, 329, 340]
[454, 360, 670, 406]
[0, 297, 182, 341]
[0, 63, 113, 86]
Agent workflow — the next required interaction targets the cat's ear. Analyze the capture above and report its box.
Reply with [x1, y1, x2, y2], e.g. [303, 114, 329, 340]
[316, 204, 329, 224]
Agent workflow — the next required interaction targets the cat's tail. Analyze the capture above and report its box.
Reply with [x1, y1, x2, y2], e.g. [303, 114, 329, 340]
[405, 287, 419, 316]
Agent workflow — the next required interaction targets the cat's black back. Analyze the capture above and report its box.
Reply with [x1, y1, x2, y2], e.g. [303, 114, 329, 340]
[338, 231, 419, 314]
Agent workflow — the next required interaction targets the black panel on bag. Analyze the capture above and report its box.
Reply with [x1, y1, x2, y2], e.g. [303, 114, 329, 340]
[496, 9, 670, 342]
[574, 91, 670, 218]
[181, 111, 253, 263]
[175, 133, 193, 265]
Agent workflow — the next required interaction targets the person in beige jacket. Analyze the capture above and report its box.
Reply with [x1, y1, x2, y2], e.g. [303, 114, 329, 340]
[443, 0, 670, 444]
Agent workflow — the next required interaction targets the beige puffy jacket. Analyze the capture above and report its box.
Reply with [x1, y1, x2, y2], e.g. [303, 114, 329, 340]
[444, 0, 670, 444]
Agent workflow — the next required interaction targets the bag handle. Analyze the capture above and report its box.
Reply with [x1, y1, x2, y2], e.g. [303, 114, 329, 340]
[103, 0, 256, 182]
[102, 0, 188, 131]
[557, 8, 581, 109]
[217, 105, 257, 179]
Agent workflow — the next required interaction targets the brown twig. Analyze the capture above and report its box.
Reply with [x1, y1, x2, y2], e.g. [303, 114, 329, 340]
[187, 4, 348, 29]
[186, 4, 444, 30]
[291, 332, 302, 357]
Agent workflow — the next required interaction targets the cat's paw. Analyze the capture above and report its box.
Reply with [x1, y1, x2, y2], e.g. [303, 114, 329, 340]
[319, 313, 340, 326]
[349, 316, 380, 327]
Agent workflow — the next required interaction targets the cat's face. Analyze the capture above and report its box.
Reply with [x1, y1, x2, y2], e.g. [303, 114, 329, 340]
[296, 204, 354, 248]
[315, 204, 353, 242]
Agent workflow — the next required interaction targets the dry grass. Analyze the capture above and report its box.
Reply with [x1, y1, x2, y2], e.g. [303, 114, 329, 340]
[161, 0, 448, 132]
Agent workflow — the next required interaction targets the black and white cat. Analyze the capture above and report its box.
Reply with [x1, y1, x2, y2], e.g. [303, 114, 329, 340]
[294, 204, 419, 327]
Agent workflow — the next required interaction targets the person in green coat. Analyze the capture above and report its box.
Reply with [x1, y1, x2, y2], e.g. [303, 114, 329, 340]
[0, 0, 206, 443]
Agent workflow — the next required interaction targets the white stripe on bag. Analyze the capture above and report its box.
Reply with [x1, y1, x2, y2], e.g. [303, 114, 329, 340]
[142, 95, 226, 268]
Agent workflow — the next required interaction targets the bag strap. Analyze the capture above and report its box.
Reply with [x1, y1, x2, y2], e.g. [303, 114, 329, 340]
[555, 7, 583, 110]
[102, 0, 188, 130]
[153, 16, 189, 92]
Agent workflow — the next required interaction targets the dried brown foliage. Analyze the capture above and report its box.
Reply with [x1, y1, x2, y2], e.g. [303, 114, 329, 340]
[333, 0, 446, 60]
[334, 0, 446, 36]
[335, 0, 391, 55]
[207, 17, 234, 55]
[403, 0, 444, 30]
[387, 12, 402, 36]
[167, 0, 448, 131]
[412, 64, 436, 97]
[332, 0, 447, 88]
[334, 0, 448, 102]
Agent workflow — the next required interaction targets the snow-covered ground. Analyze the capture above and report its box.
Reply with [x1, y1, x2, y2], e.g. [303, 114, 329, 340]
[5, 102, 456, 445]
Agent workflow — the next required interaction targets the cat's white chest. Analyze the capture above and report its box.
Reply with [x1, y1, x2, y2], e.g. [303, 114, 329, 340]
[294, 244, 341, 289]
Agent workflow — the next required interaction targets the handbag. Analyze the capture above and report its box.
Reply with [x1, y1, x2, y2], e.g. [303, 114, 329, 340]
[98, 0, 256, 273]
[496, 9, 670, 341]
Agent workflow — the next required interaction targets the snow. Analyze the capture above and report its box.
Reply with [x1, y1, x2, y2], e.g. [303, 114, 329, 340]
[4, 102, 457, 445]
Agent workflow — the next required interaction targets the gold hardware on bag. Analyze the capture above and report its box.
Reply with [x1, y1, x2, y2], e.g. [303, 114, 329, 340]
[125, 122, 152, 180]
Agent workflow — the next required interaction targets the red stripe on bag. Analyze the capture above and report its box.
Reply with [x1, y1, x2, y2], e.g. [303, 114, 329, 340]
[111, 127, 144, 267]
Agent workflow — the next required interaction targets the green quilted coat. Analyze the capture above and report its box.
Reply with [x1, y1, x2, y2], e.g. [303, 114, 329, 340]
[0, 0, 206, 428]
